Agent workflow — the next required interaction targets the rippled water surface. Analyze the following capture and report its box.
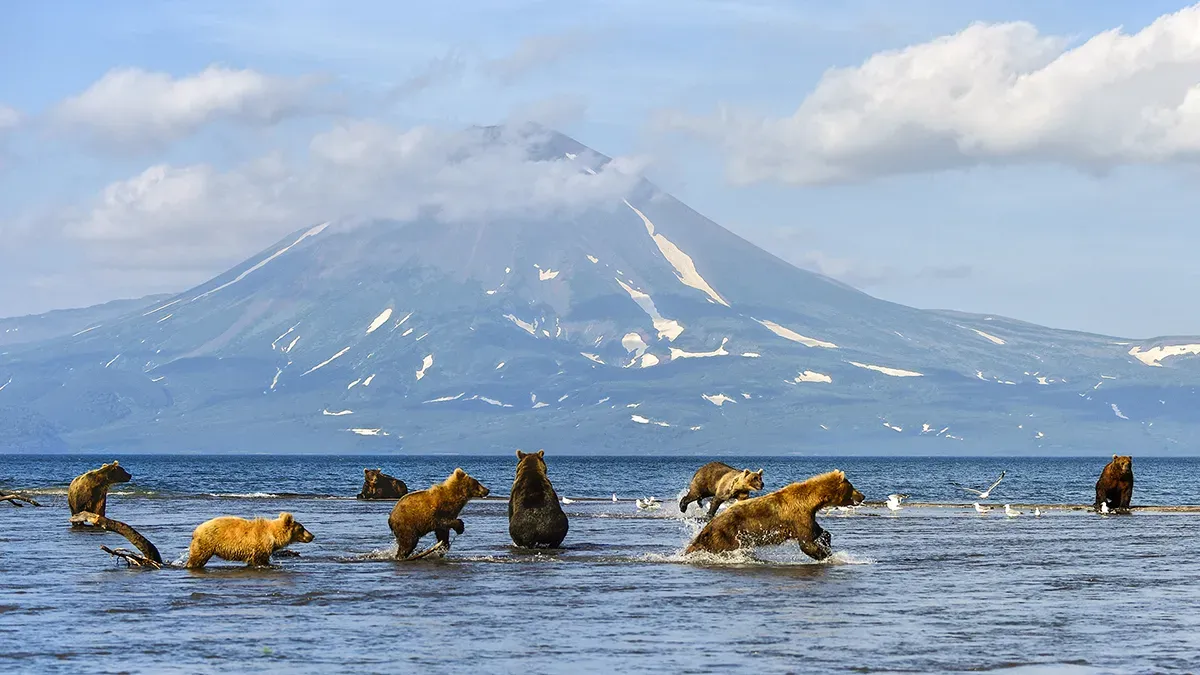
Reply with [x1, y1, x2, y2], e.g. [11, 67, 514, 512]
[2, 455, 1199, 674]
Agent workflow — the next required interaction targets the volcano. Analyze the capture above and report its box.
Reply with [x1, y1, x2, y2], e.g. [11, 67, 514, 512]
[3, 129, 1200, 454]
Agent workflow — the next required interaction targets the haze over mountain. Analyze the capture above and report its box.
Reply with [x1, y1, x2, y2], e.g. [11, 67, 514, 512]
[3, 129, 1200, 455]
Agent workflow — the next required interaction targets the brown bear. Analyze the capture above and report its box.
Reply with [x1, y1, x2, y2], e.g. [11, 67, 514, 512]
[508, 450, 569, 549]
[357, 468, 408, 500]
[67, 460, 132, 518]
[685, 469, 863, 560]
[679, 462, 764, 517]
[1095, 454, 1134, 512]
[185, 512, 314, 568]
[388, 468, 490, 559]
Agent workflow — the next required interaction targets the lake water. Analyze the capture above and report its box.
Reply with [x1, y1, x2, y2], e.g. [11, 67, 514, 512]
[2, 454, 1198, 674]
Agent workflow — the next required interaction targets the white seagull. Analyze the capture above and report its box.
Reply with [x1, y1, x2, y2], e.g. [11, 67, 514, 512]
[954, 471, 1006, 500]
[612, 493, 618, 502]
[886, 494, 906, 511]
[636, 497, 661, 510]
[974, 502, 992, 514]
[1034, 507, 1042, 517]
[1004, 504, 1022, 517]
[1100, 501, 1110, 515]
[560, 496, 576, 505]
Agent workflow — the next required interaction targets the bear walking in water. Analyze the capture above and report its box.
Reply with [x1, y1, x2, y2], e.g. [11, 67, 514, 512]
[357, 468, 408, 500]
[679, 462, 764, 517]
[508, 450, 569, 549]
[185, 512, 315, 568]
[68, 461, 131, 519]
[1095, 455, 1134, 513]
[388, 468, 490, 559]
[685, 470, 863, 560]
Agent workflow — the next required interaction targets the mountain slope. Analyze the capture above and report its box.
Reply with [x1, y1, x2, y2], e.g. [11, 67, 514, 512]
[3, 130, 1200, 454]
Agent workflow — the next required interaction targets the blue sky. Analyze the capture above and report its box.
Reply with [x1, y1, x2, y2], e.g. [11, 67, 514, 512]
[3, 1, 1200, 337]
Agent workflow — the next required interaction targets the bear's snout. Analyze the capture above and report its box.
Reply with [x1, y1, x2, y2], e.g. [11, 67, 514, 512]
[851, 489, 864, 505]
[296, 528, 314, 543]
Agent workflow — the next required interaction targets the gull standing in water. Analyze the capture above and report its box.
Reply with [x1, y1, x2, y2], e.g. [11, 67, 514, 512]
[886, 494, 907, 512]
[974, 502, 992, 514]
[612, 493, 618, 502]
[954, 471, 1006, 500]
[1004, 504, 1022, 517]
[1034, 507, 1042, 517]
[636, 497, 661, 510]
[561, 496, 576, 505]
[1100, 501, 1110, 515]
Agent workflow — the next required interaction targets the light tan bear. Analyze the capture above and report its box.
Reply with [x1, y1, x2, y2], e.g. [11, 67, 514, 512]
[388, 468, 490, 559]
[185, 512, 314, 568]
[678, 462, 764, 517]
[68, 460, 131, 518]
[685, 469, 863, 560]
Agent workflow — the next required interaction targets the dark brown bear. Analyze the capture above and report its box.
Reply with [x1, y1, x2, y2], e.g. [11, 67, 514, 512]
[685, 469, 863, 560]
[679, 461, 764, 517]
[387, 468, 490, 559]
[67, 460, 132, 518]
[357, 468, 408, 500]
[1095, 455, 1134, 512]
[508, 450, 569, 549]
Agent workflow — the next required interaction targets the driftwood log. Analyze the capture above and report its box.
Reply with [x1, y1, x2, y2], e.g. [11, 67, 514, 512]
[70, 511, 164, 569]
[1, 493, 45, 507]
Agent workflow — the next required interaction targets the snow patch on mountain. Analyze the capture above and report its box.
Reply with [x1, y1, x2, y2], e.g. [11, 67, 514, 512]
[415, 354, 434, 380]
[1128, 344, 1200, 367]
[193, 222, 328, 301]
[702, 393, 736, 406]
[963, 326, 1006, 345]
[367, 308, 392, 334]
[616, 278, 684, 341]
[793, 370, 832, 384]
[302, 346, 350, 376]
[755, 319, 837, 349]
[670, 338, 729, 360]
[624, 200, 729, 307]
[849, 361, 923, 377]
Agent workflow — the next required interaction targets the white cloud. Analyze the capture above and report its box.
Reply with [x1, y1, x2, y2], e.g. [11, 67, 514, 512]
[483, 32, 586, 83]
[0, 104, 20, 130]
[666, 5, 1200, 184]
[64, 122, 648, 271]
[51, 65, 329, 149]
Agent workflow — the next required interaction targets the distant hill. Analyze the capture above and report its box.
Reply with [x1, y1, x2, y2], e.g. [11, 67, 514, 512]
[0, 294, 171, 348]
[2, 130, 1198, 454]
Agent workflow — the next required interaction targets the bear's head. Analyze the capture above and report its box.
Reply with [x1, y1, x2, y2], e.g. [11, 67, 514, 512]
[278, 512, 314, 543]
[450, 467, 490, 499]
[363, 468, 382, 486]
[737, 468, 765, 492]
[1111, 455, 1133, 475]
[515, 449, 547, 474]
[100, 461, 132, 484]
[828, 470, 864, 507]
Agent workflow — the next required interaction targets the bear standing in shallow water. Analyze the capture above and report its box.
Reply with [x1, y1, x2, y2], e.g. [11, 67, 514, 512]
[357, 469, 408, 500]
[68, 461, 131, 518]
[679, 462, 764, 517]
[508, 450, 569, 549]
[185, 512, 314, 568]
[1095, 455, 1134, 512]
[685, 470, 863, 560]
[388, 468, 490, 559]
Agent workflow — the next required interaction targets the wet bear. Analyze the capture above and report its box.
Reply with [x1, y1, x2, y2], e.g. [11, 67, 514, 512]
[67, 460, 132, 518]
[685, 469, 863, 560]
[388, 468, 490, 559]
[508, 450, 569, 549]
[678, 462, 764, 517]
[357, 468, 408, 500]
[1095, 455, 1134, 512]
[185, 512, 315, 568]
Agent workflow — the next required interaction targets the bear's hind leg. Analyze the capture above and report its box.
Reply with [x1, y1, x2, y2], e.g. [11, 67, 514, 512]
[706, 498, 724, 518]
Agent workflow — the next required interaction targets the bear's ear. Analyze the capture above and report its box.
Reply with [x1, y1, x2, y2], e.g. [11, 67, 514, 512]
[516, 450, 527, 459]
[454, 467, 466, 478]
[364, 468, 371, 475]
[112, 460, 119, 466]
[280, 512, 294, 525]
[1113, 454, 1118, 459]
[536, 449, 544, 458]
[755, 469, 764, 476]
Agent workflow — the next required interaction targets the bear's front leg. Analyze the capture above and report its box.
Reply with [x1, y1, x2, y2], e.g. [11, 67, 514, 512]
[800, 528, 833, 561]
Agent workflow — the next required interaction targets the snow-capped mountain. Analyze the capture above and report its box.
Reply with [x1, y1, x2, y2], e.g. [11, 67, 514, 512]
[3, 130, 1200, 454]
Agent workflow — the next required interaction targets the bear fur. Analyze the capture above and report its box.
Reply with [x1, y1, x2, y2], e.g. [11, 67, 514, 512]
[388, 468, 490, 559]
[357, 468, 408, 500]
[508, 450, 569, 549]
[1095, 455, 1134, 512]
[185, 512, 314, 568]
[679, 462, 764, 517]
[685, 469, 863, 560]
[67, 460, 131, 518]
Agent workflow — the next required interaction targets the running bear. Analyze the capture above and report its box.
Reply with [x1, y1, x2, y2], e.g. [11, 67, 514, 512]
[508, 450, 569, 549]
[679, 462, 764, 517]
[685, 469, 863, 560]
[1095, 454, 1134, 512]
[388, 468, 490, 559]
[185, 512, 315, 568]
[357, 468, 408, 500]
[67, 460, 132, 518]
